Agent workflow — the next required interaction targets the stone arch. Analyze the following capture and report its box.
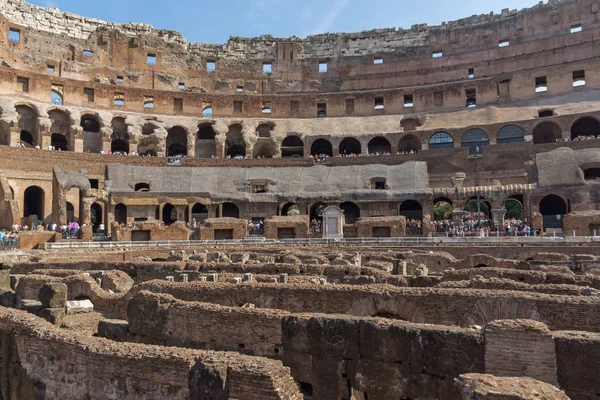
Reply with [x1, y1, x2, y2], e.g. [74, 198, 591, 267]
[532, 121, 562, 144]
[166, 126, 188, 157]
[540, 195, 567, 216]
[280, 202, 300, 216]
[433, 197, 453, 221]
[399, 200, 423, 220]
[15, 104, 38, 146]
[464, 196, 492, 219]
[310, 138, 333, 157]
[162, 203, 177, 225]
[346, 297, 425, 323]
[398, 134, 421, 153]
[226, 124, 246, 158]
[196, 123, 217, 158]
[571, 116, 600, 140]
[48, 108, 71, 137]
[253, 139, 276, 158]
[281, 135, 304, 158]
[497, 125, 525, 144]
[339, 137, 361, 156]
[429, 131, 454, 150]
[219, 202, 240, 218]
[457, 299, 541, 327]
[256, 123, 273, 138]
[142, 123, 157, 136]
[23, 186, 44, 219]
[340, 201, 360, 224]
[368, 136, 391, 154]
[114, 203, 127, 224]
[505, 194, 524, 219]
[90, 202, 103, 232]
[309, 202, 327, 221]
[51, 133, 69, 151]
[137, 135, 159, 156]
[191, 203, 209, 222]
[80, 114, 101, 133]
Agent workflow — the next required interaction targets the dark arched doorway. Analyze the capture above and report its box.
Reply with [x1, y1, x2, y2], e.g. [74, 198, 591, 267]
[23, 186, 44, 219]
[162, 203, 177, 225]
[540, 195, 567, 230]
[339, 138, 361, 156]
[191, 203, 209, 222]
[115, 203, 127, 225]
[281, 136, 304, 158]
[399, 200, 423, 220]
[196, 124, 217, 158]
[310, 139, 333, 157]
[90, 203, 103, 232]
[51, 133, 68, 151]
[20, 130, 35, 147]
[310, 202, 327, 221]
[398, 135, 421, 153]
[340, 202, 360, 224]
[532, 121, 562, 144]
[461, 129, 489, 155]
[166, 126, 188, 157]
[571, 117, 600, 140]
[368, 137, 391, 154]
[220, 202, 240, 218]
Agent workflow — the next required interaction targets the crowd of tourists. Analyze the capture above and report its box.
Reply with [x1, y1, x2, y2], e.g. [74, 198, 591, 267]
[556, 135, 600, 142]
[309, 219, 323, 233]
[248, 220, 264, 235]
[406, 219, 423, 235]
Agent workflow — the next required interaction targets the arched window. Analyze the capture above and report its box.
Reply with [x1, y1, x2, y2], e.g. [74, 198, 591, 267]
[571, 117, 600, 140]
[51, 91, 63, 106]
[340, 202, 360, 224]
[281, 136, 304, 158]
[134, 183, 150, 192]
[23, 186, 44, 218]
[310, 202, 327, 221]
[310, 139, 333, 157]
[532, 121, 562, 144]
[339, 138, 361, 156]
[497, 125, 525, 144]
[429, 132, 454, 150]
[461, 129, 489, 155]
[202, 107, 213, 119]
[166, 126, 188, 157]
[114, 203, 127, 224]
[367, 137, 391, 154]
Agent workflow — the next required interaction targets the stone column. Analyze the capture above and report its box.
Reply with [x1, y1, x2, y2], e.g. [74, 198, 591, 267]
[491, 208, 506, 230]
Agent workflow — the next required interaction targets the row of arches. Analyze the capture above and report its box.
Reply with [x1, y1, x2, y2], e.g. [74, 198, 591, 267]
[113, 202, 241, 225]
[13, 102, 600, 156]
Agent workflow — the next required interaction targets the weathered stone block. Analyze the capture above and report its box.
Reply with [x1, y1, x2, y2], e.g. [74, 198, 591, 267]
[0, 270, 11, 290]
[66, 299, 94, 315]
[39, 307, 66, 325]
[20, 299, 42, 315]
[359, 319, 411, 362]
[38, 282, 67, 309]
[0, 290, 16, 308]
[97, 319, 136, 342]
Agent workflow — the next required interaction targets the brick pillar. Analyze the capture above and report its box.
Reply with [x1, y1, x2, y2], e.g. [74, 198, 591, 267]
[484, 319, 558, 386]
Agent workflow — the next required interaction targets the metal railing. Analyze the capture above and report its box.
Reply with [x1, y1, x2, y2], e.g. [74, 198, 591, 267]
[42, 234, 600, 249]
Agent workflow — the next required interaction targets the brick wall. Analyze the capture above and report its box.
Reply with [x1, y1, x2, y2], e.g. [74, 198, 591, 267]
[484, 319, 558, 385]
[0, 306, 302, 400]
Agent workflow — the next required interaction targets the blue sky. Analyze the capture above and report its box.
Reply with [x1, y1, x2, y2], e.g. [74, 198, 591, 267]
[30, 0, 537, 44]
